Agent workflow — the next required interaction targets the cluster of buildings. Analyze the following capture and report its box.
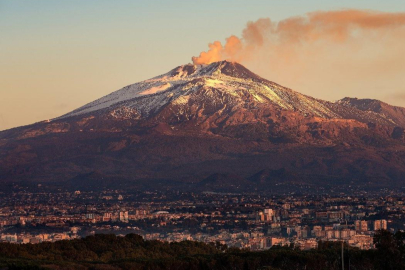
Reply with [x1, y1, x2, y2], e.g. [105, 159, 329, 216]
[141, 214, 386, 250]
[0, 190, 401, 251]
[1, 227, 79, 244]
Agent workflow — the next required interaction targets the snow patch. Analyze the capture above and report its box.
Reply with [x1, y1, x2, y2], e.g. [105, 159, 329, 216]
[140, 83, 171, 96]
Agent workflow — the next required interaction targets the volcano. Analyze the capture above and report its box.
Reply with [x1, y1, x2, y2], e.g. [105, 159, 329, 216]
[1, 61, 405, 192]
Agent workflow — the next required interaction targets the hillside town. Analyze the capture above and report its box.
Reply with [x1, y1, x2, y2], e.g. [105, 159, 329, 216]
[0, 189, 401, 251]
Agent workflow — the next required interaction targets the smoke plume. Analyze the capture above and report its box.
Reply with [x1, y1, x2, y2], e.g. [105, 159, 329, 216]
[192, 10, 405, 106]
[192, 10, 405, 65]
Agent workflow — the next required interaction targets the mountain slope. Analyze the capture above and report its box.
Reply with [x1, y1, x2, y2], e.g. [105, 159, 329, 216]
[59, 61, 342, 120]
[0, 61, 405, 192]
[338, 97, 405, 128]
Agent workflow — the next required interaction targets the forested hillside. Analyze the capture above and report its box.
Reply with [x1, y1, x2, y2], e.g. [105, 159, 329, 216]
[0, 230, 404, 269]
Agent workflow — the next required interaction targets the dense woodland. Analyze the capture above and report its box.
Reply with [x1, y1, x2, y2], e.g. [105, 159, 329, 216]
[0, 230, 405, 269]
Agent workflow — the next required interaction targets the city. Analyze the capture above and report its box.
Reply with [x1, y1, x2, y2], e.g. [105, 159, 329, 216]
[0, 189, 401, 251]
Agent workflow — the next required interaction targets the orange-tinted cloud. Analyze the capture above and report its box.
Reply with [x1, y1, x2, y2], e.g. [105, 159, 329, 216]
[192, 10, 405, 65]
[191, 10, 405, 107]
[192, 41, 223, 65]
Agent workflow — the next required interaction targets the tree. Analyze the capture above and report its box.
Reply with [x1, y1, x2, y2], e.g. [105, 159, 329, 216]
[373, 229, 404, 270]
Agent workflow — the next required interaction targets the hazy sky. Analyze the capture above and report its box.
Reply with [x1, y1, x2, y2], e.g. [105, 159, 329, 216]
[1, 0, 405, 131]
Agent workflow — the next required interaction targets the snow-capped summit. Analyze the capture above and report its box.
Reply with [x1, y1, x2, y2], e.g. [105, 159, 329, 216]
[58, 61, 405, 129]
[59, 61, 340, 120]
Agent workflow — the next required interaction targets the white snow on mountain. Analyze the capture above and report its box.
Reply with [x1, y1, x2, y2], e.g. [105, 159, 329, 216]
[56, 61, 404, 128]
[58, 61, 343, 120]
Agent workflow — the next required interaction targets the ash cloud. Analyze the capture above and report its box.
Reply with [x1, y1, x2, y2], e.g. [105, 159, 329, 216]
[192, 10, 405, 65]
[192, 10, 405, 104]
